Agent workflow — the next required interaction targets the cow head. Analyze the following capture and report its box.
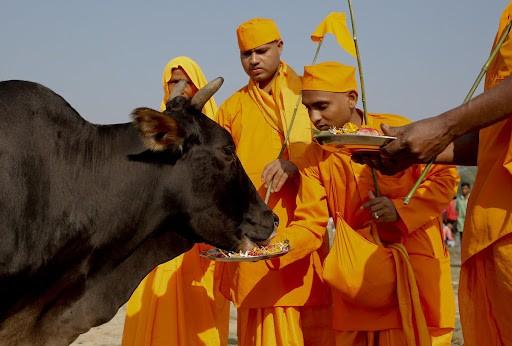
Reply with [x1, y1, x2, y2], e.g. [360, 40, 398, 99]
[131, 78, 276, 252]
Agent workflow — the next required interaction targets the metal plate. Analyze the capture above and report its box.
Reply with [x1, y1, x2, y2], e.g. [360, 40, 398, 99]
[313, 132, 396, 153]
[200, 247, 289, 262]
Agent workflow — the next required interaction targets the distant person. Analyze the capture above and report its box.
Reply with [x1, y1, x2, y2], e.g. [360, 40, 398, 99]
[443, 221, 456, 248]
[122, 56, 229, 346]
[443, 196, 458, 232]
[456, 182, 471, 239]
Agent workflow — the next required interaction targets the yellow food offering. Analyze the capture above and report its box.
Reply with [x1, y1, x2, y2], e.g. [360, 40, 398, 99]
[328, 122, 359, 134]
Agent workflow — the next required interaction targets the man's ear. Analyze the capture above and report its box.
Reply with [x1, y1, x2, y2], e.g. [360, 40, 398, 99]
[277, 39, 284, 54]
[132, 107, 183, 151]
[347, 90, 358, 108]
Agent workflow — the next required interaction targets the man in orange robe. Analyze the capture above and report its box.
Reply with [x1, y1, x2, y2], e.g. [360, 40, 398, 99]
[273, 61, 458, 345]
[216, 18, 333, 346]
[122, 56, 229, 346]
[365, 3, 512, 345]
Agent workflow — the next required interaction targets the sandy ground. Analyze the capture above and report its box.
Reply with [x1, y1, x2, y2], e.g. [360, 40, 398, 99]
[71, 244, 464, 346]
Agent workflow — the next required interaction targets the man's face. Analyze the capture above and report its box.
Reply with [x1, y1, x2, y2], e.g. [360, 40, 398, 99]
[240, 40, 283, 83]
[167, 67, 198, 99]
[461, 185, 471, 196]
[302, 90, 358, 130]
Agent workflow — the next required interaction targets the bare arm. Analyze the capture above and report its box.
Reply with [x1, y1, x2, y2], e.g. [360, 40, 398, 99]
[375, 75, 512, 167]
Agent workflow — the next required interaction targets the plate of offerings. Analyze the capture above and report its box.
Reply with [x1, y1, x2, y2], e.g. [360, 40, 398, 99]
[200, 240, 290, 262]
[313, 123, 396, 153]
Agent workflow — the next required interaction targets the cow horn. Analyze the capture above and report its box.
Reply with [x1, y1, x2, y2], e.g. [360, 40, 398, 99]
[190, 77, 224, 111]
[168, 80, 188, 101]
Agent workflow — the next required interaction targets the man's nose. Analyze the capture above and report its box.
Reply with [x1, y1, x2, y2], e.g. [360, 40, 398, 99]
[250, 52, 258, 65]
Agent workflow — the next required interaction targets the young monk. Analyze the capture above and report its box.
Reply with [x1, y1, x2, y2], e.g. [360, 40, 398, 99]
[271, 61, 458, 346]
[362, 3, 512, 344]
[122, 56, 229, 346]
[216, 18, 334, 346]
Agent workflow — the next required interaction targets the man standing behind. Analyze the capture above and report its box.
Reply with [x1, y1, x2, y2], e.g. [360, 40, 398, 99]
[455, 182, 471, 240]
[216, 18, 333, 346]
[122, 56, 229, 346]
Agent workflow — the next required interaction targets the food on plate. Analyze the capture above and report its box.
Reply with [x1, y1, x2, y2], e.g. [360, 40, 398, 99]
[328, 122, 381, 136]
[209, 240, 289, 259]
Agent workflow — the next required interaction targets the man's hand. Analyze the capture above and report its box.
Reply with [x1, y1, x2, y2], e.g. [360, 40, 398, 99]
[261, 159, 298, 193]
[362, 191, 398, 223]
[380, 116, 456, 163]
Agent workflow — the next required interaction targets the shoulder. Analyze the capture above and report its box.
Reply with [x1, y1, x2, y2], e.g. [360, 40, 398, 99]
[218, 86, 249, 113]
[369, 113, 412, 128]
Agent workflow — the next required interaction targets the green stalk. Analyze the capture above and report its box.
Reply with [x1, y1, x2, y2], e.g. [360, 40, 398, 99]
[403, 20, 512, 205]
[347, 0, 368, 125]
[265, 40, 324, 204]
[347, 0, 380, 196]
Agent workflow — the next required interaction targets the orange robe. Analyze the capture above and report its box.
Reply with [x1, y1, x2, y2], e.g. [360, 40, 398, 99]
[459, 3, 512, 345]
[122, 57, 229, 346]
[216, 62, 333, 346]
[277, 113, 458, 346]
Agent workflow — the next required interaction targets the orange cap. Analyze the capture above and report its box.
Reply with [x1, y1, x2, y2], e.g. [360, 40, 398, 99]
[237, 18, 281, 51]
[302, 61, 357, 93]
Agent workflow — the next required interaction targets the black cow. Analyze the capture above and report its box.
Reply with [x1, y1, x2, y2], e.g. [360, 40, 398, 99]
[0, 79, 275, 345]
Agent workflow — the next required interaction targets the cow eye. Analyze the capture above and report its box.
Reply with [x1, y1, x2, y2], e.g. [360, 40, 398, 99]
[222, 146, 234, 156]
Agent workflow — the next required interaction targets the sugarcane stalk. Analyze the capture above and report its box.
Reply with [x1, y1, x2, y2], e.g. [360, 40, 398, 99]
[265, 40, 324, 204]
[403, 20, 512, 205]
[346, 0, 381, 196]
[347, 0, 368, 126]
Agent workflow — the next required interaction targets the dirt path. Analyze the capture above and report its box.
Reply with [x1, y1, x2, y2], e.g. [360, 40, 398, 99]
[72, 245, 464, 346]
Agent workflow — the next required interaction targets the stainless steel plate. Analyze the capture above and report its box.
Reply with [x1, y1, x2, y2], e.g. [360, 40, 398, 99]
[313, 132, 396, 153]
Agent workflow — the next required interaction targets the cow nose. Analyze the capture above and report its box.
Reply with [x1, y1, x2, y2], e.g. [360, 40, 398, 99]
[273, 213, 279, 228]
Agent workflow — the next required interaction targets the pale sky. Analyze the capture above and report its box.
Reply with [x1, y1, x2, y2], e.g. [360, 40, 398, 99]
[1, 1, 508, 124]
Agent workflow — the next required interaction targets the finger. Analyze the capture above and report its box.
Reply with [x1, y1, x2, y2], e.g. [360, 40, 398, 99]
[380, 139, 404, 158]
[271, 170, 285, 191]
[368, 190, 376, 200]
[262, 163, 279, 186]
[381, 124, 397, 137]
[362, 199, 381, 209]
[273, 172, 288, 192]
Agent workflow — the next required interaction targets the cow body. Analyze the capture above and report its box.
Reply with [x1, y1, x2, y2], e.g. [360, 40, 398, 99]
[0, 80, 274, 345]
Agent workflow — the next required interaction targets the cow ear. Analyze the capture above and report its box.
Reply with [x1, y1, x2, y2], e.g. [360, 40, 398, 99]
[132, 107, 183, 151]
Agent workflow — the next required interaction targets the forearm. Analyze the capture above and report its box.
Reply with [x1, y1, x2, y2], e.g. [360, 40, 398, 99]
[435, 131, 479, 165]
[441, 76, 512, 138]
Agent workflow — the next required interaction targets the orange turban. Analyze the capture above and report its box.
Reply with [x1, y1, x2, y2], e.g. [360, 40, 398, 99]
[302, 61, 357, 93]
[237, 18, 281, 52]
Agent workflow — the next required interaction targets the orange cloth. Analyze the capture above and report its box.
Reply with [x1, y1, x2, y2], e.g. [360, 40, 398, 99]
[122, 58, 229, 346]
[237, 306, 334, 346]
[334, 329, 452, 346]
[217, 61, 324, 308]
[237, 18, 281, 51]
[459, 3, 512, 345]
[303, 62, 357, 93]
[459, 234, 512, 345]
[280, 113, 457, 343]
